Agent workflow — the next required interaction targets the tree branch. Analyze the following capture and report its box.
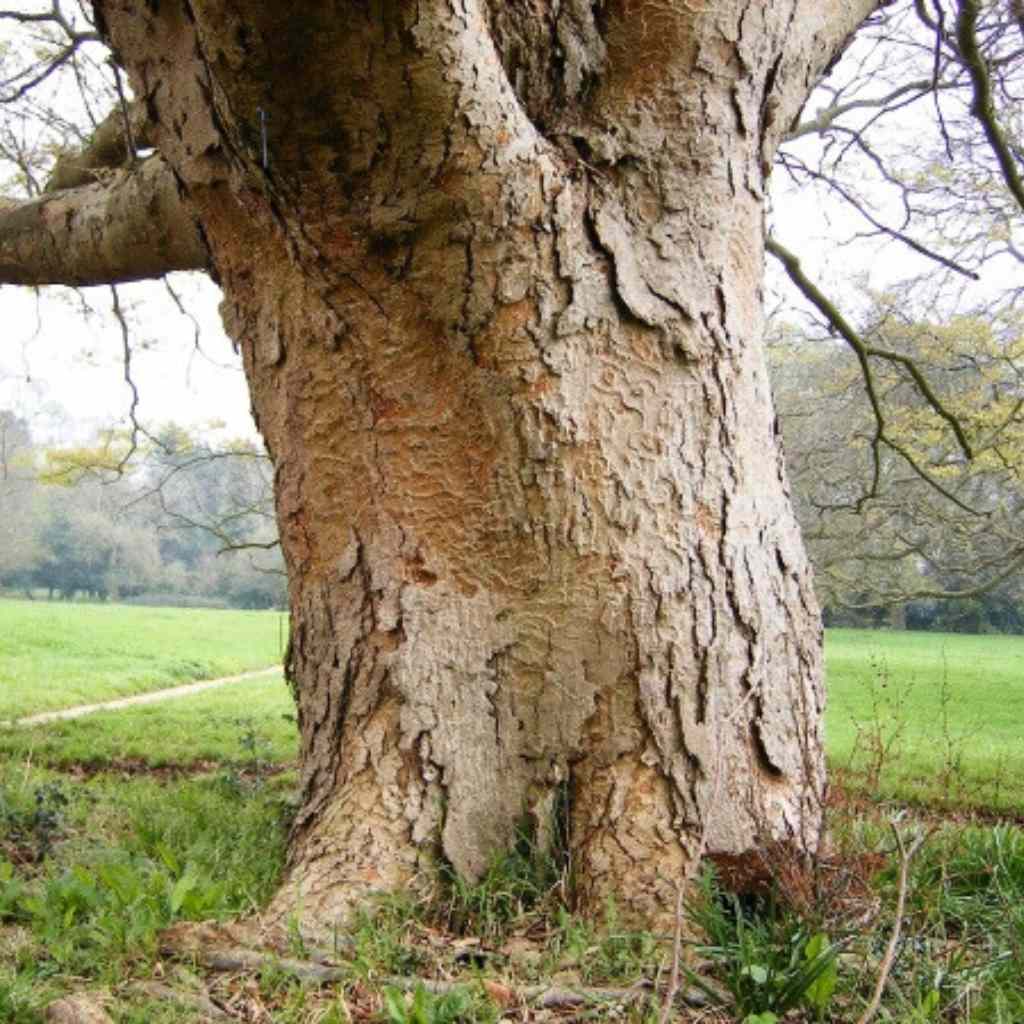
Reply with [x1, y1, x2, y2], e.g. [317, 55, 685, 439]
[955, 0, 1024, 213]
[46, 101, 150, 192]
[767, 238, 974, 459]
[786, 78, 938, 140]
[766, 238, 993, 520]
[0, 155, 207, 286]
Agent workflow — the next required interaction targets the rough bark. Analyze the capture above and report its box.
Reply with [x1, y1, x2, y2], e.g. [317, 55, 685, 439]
[0, 155, 206, 286]
[2, 0, 880, 932]
[46, 102, 152, 192]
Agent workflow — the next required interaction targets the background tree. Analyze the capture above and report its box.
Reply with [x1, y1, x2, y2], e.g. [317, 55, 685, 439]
[0, 407, 285, 607]
[767, 0, 1024, 621]
[770, 304, 1024, 629]
[0, 408, 41, 591]
[1, 0, 1020, 936]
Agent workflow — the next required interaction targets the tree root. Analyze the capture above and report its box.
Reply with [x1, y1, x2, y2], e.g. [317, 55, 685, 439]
[158, 921, 718, 1011]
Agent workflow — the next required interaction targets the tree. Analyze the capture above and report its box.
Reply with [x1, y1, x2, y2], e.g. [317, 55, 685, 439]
[762, 0, 1024, 628]
[769, 297, 1024, 621]
[0, 0, 1004, 933]
[0, 408, 41, 590]
[25, 477, 157, 599]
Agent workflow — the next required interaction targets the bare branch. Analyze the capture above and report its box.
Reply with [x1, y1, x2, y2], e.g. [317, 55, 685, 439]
[1, 39, 81, 103]
[0, 1, 102, 104]
[109, 284, 144, 474]
[776, 152, 981, 280]
[955, 0, 1024, 212]
[787, 78, 937, 140]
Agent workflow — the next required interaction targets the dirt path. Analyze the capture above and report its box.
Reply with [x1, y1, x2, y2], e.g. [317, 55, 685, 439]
[7, 666, 282, 728]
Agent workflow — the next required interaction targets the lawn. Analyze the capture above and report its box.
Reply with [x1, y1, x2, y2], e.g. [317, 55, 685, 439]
[0, 599, 286, 720]
[2, 618, 1024, 1022]
[0, 671, 297, 768]
[824, 628, 1024, 812]
[0, 657, 298, 1023]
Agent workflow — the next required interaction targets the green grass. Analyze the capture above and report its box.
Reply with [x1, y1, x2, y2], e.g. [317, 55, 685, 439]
[825, 628, 1024, 812]
[0, 599, 286, 720]
[0, 765, 291, 996]
[0, 672, 297, 768]
[0, 661, 297, 1021]
[1, 614, 1023, 1021]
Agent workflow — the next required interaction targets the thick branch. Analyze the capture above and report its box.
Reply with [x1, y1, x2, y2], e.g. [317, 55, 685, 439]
[0, 155, 207, 287]
[46, 102, 151, 192]
[956, 0, 1024, 212]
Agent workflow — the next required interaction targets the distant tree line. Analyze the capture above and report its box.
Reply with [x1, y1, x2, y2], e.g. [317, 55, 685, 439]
[770, 300, 1024, 636]
[0, 410, 285, 609]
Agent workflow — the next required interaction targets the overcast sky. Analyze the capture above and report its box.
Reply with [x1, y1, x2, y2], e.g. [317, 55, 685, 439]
[0, 274, 256, 442]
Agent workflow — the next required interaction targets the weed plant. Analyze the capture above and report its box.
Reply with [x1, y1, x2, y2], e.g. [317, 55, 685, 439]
[434, 824, 562, 942]
[0, 769, 288, 981]
[683, 867, 841, 1021]
[0, 782, 69, 863]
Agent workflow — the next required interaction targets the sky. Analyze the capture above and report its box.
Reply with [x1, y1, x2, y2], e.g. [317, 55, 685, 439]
[0, 274, 255, 442]
[0, 3, 257, 444]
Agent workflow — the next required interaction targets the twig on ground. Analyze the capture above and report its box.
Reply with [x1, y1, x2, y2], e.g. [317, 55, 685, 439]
[854, 824, 931, 1024]
[159, 931, 715, 1011]
[124, 981, 228, 1019]
[658, 883, 686, 1024]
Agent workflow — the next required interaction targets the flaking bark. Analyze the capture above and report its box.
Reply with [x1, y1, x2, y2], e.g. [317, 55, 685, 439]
[1, 0, 881, 932]
[45, 102, 152, 192]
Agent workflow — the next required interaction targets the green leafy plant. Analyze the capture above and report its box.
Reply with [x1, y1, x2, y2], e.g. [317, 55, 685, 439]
[801, 932, 838, 1020]
[381, 984, 494, 1024]
[218, 717, 275, 795]
[684, 868, 843, 1019]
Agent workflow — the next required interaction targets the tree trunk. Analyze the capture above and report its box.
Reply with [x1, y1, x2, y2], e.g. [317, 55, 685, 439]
[11, 0, 880, 932]
[236, 199, 827, 928]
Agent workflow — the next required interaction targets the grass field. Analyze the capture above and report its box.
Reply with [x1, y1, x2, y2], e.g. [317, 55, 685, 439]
[0, 599, 286, 720]
[2, 618, 1024, 1022]
[0, 672, 297, 768]
[824, 628, 1024, 812]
